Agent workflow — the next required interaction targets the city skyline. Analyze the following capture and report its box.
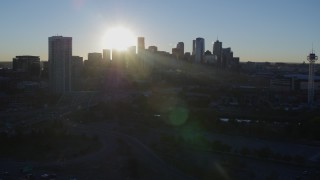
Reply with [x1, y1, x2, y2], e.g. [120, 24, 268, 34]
[1, 0, 320, 62]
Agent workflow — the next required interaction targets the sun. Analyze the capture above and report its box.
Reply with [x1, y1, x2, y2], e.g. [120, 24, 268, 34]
[103, 26, 136, 51]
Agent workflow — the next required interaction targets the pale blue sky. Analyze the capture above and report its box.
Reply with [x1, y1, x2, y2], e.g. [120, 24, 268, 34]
[0, 0, 319, 62]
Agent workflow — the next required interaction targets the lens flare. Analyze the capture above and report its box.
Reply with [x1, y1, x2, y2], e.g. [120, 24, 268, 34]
[168, 107, 189, 126]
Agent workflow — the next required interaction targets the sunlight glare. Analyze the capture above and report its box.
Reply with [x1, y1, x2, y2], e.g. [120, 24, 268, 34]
[103, 26, 136, 51]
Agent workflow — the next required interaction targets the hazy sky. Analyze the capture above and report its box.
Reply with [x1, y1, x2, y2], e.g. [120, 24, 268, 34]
[1, 0, 320, 62]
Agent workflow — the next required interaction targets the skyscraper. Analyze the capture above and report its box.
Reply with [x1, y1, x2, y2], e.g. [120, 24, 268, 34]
[177, 42, 184, 55]
[71, 56, 83, 91]
[195, 37, 205, 63]
[137, 37, 145, 54]
[48, 36, 72, 93]
[213, 40, 222, 66]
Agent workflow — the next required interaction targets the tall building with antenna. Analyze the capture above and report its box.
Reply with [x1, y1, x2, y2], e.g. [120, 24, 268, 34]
[307, 48, 318, 105]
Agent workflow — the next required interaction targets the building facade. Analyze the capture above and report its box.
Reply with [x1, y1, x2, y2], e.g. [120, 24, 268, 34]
[195, 37, 205, 63]
[213, 40, 222, 66]
[48, 36, 72, 93]
[148, 46, 158, 53]
[71, 56, 83, 91]
[192, 40, 196, 55]
[177, 42, 184, 56]
[137, 37, 145, 54]
[12, 55, 40, 77]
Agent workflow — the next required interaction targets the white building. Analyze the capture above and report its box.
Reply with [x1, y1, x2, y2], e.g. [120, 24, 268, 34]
[49, 36, 72, 94]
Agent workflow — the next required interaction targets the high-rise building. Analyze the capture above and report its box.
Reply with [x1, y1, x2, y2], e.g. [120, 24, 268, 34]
[48, 36, 72, 93]
[103, 49, 111, 61]
[12, 55, 40, 77]
[222, 47, 233, 68]
[192, 40, 196, 55]
[137, 37, 145, 54]
[213, 40, 223, 66]
[177, 42, 184, 56]
[195, 37, 205, 63]
[71, 56, 83, 91]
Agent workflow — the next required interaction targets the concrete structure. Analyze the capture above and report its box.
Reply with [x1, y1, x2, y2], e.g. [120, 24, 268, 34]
[195, 38, 205, 63]
[48, 36, 72, 94]
[12, 55, 40, 77]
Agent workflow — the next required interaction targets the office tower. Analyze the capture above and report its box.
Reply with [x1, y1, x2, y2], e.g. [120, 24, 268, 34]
[192, 40, 196, 55]
[195, 37, 205, 63]
[12, 55, 40, 77]
[71, 56, 83, 91]
[177, 42, 184, 56]
[137, 37, 145, 54]
[213, 40, 223, 66]
[103, 49, 111, 61]
[48, 36, 72, 93]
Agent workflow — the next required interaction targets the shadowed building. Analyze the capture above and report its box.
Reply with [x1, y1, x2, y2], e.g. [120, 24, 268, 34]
[12, 55, 40, 77]
[71, 56, 83, 91]
[195, 37, 205, 63]
[172, 48, 180, 59]
[213, 40, 222, 66]
[192, 40, 196, 55]
[88, 52, 102, 67]
[177, 42, 184, 57]
[48, 36, 72, 94]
